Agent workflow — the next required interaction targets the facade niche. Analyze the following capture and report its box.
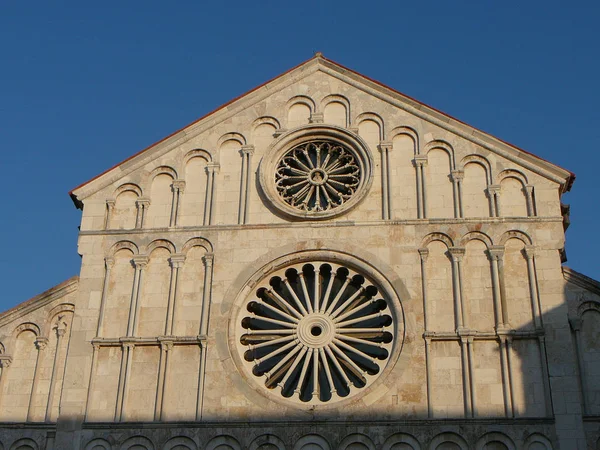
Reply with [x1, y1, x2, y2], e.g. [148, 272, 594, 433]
[426, 148, 454, 218]
[147, 172, 175, 229]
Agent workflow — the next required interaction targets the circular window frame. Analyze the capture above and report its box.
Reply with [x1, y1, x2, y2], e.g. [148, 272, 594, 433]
[227, 249, 404, 411]
[259, 125, 374, 220]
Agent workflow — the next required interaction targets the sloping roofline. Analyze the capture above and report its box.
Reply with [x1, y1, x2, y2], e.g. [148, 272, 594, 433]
[69, 53, 575, 208]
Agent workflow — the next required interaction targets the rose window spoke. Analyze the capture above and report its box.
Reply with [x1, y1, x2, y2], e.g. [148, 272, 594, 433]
[239, 262, 394, 404]
[275, 141, 362, 212]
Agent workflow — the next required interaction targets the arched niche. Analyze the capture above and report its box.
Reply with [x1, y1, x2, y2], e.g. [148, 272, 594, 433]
[498, 170, 528, 217]
[248, 434, 286, 450]
[112, 183, 142, 229]
[287, 96, 315, 129]
[205, 435, 241, 450]
[120, 435, 155, 450]
[428, 432, 468, 450]
[424, 142, 455, 219]
[162, 436, 198, 450]
[293, 435, 330, 450]
[462, 160, 491, 217]
[84, 438, 113, 450]
[390, 127, 418, 219]
[337, 434, 375, 450]
[146, 168, 176, 229]
[462, 235, 495, 331]
[381, 433, 421, 450]
[103, 247, 135, 337]
[181, 150, 212, 227]
[523, 433, 553, 449]
[475, 432, 515, 450]
[136, 245, 172, 336]
[579, 302, 600, 414]
[322, 95, 350, 128]
[421, 234, 454, 333]
[9, 438, 39, 450]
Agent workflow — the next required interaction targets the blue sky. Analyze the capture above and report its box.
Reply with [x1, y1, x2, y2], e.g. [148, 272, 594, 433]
[1, 1, 598, 310]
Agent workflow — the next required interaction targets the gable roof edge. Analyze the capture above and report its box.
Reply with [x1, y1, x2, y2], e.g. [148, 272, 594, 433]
[563, 266, 600, 297]
[70, 54, 575, 207]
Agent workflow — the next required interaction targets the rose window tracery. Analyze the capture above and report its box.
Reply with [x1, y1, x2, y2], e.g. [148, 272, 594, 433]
[275, 140, 361, 212]
[238, 261, 394, 405]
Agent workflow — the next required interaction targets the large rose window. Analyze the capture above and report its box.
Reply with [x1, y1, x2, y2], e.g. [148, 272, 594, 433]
[237, 261, 395, 405]
[275, 140, 361, 212]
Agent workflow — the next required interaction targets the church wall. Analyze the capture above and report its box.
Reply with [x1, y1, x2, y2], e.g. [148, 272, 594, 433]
[76, 71, 562, 235]
[0, 66, 588, 449]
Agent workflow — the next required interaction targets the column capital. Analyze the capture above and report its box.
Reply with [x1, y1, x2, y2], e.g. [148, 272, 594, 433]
[309, 112, 324, 124]
[172, 179, 186, 192]
[450, 169, 465, 182]
[92, 342, 102, 351]
[159, 339, 175, 351]
[241, 145, 255, 156]
[448, 247, 466, 261]
[106, 198, 116, 208]
[272, 128, 287, 138]
[525, 184, 535, 194]
[413, 155, 428, 167]
[206, 162, 220, 174]
[35, 337, 49, 351]
[169, 253, 186, 268]
[0, 355, 13, 368]
[203, 253, 214, 268]
[378, 141, 393, 152]
[487, 246, 505, 261]
[418, 248, 429, 262]
[105, 256, 115, 268]
[523, 245, 537, 259]
[136, 197, 151, 208]
[569, 316, 583, 331]
[132, 255, 149, 269]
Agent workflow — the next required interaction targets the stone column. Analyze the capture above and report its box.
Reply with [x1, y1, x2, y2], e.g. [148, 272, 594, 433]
[204, 163, 219, 226]
[524, 184, 535, 216]
[128, 256, 148, 337]
[487, 246, 506, 329]
[238, 145, 255, 225]
[498, 334, 514, 417]
[449, 247, 466, 330]
[485, 185, 500, 217]
[413, 155, 428, 219]
[538, 335, 553, 417]
[467, 336, 476, 417]
[155, 339, 174, 421]
[115, 341, 134, 422]
[459, 335, 472, 417]
[96, 256, 114, 337]
[524, 246, 542, 329]
[196, 339, 208, 420]
[199, 253, 215, 336]
[105, 199, 115, 229]
[0, 357, 13, 417]
[165, 254, 186, 335]
[27, 337, 48, 422]
[45, 318, 68, 422]
[505, 336, 517, 416]
[84, 343, 100, 421]
[424, 337, 432, 418]
[135, 198, 150, 229]
[379, 141, 393, 220]
[419, 248, 432, 418]
[170, 180, 186, 227]
[569, 317, 587, 414]
[450, 169, 464, 219]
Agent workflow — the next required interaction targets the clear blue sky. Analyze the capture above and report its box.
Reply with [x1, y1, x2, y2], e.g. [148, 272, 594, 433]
[1, 1, 598, 310]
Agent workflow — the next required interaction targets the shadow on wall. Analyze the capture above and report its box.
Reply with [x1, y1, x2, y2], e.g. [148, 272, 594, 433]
[2, 296, 594, 450]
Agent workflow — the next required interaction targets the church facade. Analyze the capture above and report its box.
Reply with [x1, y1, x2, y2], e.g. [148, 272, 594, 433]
[0, 54, 599, 450]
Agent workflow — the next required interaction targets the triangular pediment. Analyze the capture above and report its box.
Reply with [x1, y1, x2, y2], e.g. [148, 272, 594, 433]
[70, 54, 574, 207]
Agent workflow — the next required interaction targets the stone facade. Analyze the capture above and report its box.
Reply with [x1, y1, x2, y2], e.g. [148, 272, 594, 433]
[0, 54, 599, 450]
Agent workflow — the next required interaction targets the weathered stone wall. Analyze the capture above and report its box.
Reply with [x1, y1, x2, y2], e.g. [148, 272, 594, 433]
[0, 57, 596, 449]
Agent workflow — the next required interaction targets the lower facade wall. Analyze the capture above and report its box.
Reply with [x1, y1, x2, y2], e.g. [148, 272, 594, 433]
[0, 420, 559, 450]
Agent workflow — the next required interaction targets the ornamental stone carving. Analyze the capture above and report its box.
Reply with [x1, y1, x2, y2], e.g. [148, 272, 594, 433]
[231, 251, 402, 408]
[259, 125, 374, 220]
